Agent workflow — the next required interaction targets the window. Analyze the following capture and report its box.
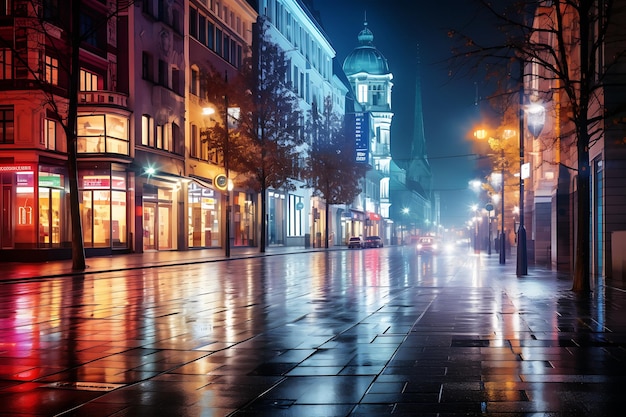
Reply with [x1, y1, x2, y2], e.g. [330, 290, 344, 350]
[190, 67, 199, 96]
[172, 122, 182, 155]
[223, 35, 230, 62]
[141, 115, 154, 146]
[158, 59, 168, 87]
[1, 0, 10, 16]
[42, 0, 59, 21]
[44, 56, 58, 85]
[207, 21, 214, 49]
[0, 106, 14, 144]
[80, 13, 100, 48]
[357, 83, 368, 103]
[142, 0, 153, 16]
[77, 114, 129, 155]
[190, 124, 199, 158]
[80, 69, 99, 91]
[198, 15, 206, 44]
[172, 67, 180, 94]
[189, 7, 197, 38]
[215, 28, 222, 55]
[142, 52, 153, 81]
[0, 48, 11, 79]
[43, 119, 56, 150]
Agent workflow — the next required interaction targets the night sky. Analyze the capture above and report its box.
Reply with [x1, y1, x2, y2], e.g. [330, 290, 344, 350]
[308, 0, 485, 229]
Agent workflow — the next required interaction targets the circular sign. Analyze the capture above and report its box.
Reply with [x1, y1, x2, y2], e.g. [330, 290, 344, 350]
[296, 202, 304, 210]
[485, 203, 494, 212]
[215, 174, 228, 190]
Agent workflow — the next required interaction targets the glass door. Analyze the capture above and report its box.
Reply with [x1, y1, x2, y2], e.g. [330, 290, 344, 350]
[143, 202, 156, 251]
[1, 185, 11, 248]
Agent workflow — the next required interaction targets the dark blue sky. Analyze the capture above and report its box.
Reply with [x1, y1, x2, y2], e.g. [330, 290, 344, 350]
[309, 0, 484, 228]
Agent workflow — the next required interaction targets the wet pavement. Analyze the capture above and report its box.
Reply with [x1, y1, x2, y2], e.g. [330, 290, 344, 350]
[1, 246, 626, 416]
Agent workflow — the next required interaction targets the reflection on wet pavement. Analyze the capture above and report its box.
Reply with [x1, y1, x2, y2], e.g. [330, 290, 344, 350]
[2, 246, 626, 416]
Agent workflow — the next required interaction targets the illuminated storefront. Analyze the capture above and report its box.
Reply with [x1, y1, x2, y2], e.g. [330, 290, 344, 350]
[142, 183, 178, 251]
[79, 167, 129, 249]
[188, 181, 220, 248]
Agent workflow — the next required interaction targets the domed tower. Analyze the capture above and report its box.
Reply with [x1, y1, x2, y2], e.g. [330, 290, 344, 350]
[343, 19, 393, 235]
[343, 21, 393, 112]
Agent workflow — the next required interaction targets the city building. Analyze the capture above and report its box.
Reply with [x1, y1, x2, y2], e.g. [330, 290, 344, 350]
[185, 0, 257, 251]
[253, 0, 346, 248]
[527, 0, 626, 281]
[341, 20, 393, 244]
[0, 0, 132, 261]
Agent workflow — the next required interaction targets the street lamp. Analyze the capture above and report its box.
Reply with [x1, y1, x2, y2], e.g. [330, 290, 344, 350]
[517, 62, 545, 276]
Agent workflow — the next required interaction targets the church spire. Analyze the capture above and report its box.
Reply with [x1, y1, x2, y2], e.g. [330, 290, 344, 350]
[411, 45, 428, 162]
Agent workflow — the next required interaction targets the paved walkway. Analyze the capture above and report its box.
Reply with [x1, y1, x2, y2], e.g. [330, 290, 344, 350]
[0, 245, 321, 281]
[2, 247, 626, 416]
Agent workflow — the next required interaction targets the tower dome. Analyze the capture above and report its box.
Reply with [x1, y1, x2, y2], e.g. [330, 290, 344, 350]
[343, 22, 390, 76]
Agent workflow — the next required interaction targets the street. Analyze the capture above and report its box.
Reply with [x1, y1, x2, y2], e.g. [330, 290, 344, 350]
[1, 246, 626, 416]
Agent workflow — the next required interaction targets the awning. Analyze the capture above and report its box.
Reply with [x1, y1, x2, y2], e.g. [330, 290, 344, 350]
[369, 212, 381, 221]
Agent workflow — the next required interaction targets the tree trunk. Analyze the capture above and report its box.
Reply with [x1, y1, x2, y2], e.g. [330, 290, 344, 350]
[259, 182, 266, 253]
[324, 198, 330, 249]
[68, 0, 86, 271]
[572, 143, 591, 293]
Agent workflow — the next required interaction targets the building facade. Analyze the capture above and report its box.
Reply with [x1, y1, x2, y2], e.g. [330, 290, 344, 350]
[341, 21, 393, 244]
[255, 0, 346, 248]
[527, 0, 626, 283]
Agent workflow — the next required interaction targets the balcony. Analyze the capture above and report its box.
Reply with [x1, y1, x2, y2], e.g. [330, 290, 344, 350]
[79, 91, 129, 108]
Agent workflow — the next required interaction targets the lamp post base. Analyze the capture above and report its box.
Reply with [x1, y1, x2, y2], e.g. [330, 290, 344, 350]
[516, 226, 527, 275]
[499, 231, 506, 264]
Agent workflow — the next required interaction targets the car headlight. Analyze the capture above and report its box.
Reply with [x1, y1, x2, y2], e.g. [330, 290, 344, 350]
[417, 244, 423, 250]
[432, 244, 438, 250]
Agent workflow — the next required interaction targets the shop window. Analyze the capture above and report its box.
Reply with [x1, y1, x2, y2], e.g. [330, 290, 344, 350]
[80, 170, 127, 248]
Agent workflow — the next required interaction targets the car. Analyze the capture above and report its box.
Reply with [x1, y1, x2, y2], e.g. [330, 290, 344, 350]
[348, 236, 364, 249]
[416, 236, 439, 253]
[364, 236, 383, 248]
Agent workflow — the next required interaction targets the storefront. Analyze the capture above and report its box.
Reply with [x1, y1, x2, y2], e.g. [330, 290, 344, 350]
[188, 180, 221, 248]
[141, 181, 179, 252]
[79, 165, 130, 251]
[0, 161, 131, 260]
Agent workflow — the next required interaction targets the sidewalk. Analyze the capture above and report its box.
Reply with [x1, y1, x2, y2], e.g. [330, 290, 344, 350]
[0, 245, 323, 281]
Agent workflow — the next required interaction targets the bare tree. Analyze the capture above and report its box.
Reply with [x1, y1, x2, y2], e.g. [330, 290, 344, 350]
[203, 18, 303, 253]
[1, 0, 134, 270]
[450, 0, 626, 292]
[304, 96, 367, 248]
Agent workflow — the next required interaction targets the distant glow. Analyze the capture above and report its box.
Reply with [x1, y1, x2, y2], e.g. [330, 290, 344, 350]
[202, 107, 216, 116]
[474, 129, 488, 140]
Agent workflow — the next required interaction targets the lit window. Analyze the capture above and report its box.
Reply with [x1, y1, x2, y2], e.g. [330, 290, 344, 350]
[141, 115, 154, 146]
[44, 56, 58, 85]
[80, 69, 99, 91]
[357, 84, 368, 103]
[43, 119, 56, 150]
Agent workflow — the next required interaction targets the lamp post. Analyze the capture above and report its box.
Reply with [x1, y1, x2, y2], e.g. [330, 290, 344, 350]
[223, 91, 231, 258]
[499, 156, 506, 264]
